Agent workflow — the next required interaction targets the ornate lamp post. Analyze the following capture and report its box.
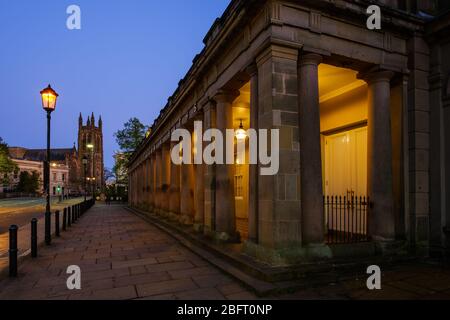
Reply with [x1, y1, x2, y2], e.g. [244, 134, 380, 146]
[40, 84, 59, 246]
[82, 156, 88, 201]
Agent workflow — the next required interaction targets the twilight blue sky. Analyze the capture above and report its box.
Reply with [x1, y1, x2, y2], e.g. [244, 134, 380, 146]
[0, 0, 230, 168]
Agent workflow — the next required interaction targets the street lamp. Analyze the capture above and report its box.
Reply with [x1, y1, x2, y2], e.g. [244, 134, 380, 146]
[40, 84, 59, 246]
[82, 156, 88, 201]
[92, 177, 96, 199]
[235, 119, 247, 141]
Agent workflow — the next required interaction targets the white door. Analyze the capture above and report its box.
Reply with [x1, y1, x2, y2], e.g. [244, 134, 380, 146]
[324, 126, 367, 198]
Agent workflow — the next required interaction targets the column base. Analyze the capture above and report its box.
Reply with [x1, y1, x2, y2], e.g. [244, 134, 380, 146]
[243, 241, 333, 266]
[179, 215, 194, 225]
[373, 239, 409, 256]
[193, 223, 204, 233]
[206, 230, 240, 243]
[167, 212, 180, 222]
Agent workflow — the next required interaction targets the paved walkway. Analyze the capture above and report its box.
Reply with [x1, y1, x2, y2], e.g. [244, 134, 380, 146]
[0, 204, 255, 300]
[0, 204, 449, 300]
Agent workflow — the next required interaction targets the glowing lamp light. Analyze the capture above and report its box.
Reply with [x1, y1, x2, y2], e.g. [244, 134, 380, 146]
[235, 119, 247, 140]
[40, 84, 59, 112]
[86, 143, 94, 150]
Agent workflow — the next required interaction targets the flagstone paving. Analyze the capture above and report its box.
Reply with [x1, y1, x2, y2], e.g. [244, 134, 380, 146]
[0, 204, 256, 300]
[0, 204, 449, 300]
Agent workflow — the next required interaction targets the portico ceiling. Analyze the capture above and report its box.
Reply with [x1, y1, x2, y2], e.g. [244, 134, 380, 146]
[318, 64, 366, 103]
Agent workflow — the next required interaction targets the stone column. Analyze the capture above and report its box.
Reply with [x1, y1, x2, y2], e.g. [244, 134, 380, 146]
[247, 64, 259, 243]
[151, 152, 157, 211]
[133, 170, 137, 206]
[180, 132, 195, 224]
[161, 142, 171, 214]
[364, 70, 396, 241]
[203, 102, 217, 235]
[213, 90, 238, 240]
[155, 150, 162, 212]
[298, 53, 325, 245]
[144, 159, 149, 209]
[137, 164, 141, 206]
[194, 162, 205, 232]
[169, 141, 181, 217]
[254, 43, 301, 251]
[129, 170, 133, 206]
[147, 157, 153, 210]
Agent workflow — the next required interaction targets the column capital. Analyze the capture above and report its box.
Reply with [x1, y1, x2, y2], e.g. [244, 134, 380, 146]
[358, 68, 395, 84]
[212, 89, 240, 104]
[245, 63, 258, 77]
[299, 53, 323, 66]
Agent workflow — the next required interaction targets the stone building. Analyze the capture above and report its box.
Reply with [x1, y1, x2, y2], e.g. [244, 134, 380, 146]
[6, 148, 72, 196]
[4, 113, 105, 196]
[78, 113, 105, 191]
[128, 0, 450, 264]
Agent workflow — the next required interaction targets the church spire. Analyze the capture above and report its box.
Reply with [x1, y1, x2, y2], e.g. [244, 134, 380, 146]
[98, 115, 102, 129]
[91, 112, 95, 127]
[87, 115, 91, 126]
[79, 113, 83, 128]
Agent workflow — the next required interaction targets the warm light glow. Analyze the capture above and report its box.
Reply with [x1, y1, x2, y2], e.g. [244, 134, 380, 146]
[40, 84, 58, 112]
[51, 163, 57, 167]
[192, 131, 197, 156]
[86, 144, 94, 149]
[235, 120, 247, 140]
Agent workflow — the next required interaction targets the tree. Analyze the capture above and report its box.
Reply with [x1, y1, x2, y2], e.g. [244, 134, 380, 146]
[0, 137, 18, 186]
[114, 118, 148, 160]
[113, 152, 128, 185]
[16, 171, 40, 193]
[104, 167, 115, 183]
[113, 118, 148, 187]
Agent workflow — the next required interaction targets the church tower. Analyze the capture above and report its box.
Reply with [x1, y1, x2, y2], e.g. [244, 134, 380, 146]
[78, 113, 104, 191]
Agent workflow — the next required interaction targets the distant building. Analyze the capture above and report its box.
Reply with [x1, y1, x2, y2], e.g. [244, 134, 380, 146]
[3, 158, 70, 196]
[78, 113, 105, 192]
[3, 113, 105, 195]
[7, 147, 74, 195]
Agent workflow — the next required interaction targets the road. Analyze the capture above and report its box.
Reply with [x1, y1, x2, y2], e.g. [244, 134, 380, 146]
[0, 197, 83, 234]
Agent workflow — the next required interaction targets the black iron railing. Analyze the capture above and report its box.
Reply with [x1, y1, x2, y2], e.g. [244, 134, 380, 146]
[324, 195, 370, 244]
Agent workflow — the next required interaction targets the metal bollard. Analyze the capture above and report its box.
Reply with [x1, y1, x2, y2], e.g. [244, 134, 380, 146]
[63, 208, 67, 231]
[45, 210, 51, 245]
[31, 219, 37, 258]
[55, 210, 60, 237]
[68, 206, 72, 227]
[9, 225, 18, 277]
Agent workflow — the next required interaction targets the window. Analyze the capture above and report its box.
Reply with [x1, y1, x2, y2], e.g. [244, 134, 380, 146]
[62, 174, 65, 182]
[53, 186, 56, 195]
[53, 173, 57, 181]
